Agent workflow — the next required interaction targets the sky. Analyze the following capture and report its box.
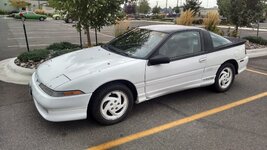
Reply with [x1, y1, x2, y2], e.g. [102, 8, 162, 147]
[149, 0, 217, 8]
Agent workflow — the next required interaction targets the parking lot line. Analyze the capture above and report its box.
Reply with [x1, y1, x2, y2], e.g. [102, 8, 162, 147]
[88, 92, 267, 150]
[8, 44, 50, 48]
[246, 69, 267, 76]
[8, 36, 80, 40]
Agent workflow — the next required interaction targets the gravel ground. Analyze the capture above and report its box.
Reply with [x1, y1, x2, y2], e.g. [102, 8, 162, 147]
[245, 41, 267, 50]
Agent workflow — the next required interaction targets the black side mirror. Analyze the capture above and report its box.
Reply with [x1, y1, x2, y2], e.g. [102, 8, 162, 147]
[149, 55, 170, 66]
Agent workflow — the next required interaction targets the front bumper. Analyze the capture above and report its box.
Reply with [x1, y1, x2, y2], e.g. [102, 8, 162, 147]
[29, 72, 92, 122]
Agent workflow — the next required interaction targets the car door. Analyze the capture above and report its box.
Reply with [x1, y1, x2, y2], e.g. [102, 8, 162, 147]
[27, 12, 35, 19]
[145, 30, 207, 99]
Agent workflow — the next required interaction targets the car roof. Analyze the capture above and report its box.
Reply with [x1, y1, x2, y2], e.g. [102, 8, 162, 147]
[21, 11, 33, 13]
[139, 25, 202, 33]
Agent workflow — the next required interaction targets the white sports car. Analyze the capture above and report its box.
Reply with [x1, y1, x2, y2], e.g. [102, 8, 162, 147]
[30, 25, 248, 125]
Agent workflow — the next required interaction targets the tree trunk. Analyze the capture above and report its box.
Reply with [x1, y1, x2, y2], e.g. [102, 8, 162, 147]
[233, 24, 239, 38]
[235, 24, 239, 32]
[95, 28, 98, 45]
[86, 27, 91, 47]
[79, 29, 82, 49]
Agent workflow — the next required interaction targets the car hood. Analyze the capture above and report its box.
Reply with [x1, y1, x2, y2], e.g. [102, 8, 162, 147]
[36, 46, 135, 89]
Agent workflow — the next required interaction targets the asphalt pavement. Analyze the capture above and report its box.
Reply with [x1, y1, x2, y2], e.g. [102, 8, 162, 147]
[1, 16, 267, 150]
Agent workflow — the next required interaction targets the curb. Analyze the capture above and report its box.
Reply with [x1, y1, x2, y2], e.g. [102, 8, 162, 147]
[247, 48, 267, 58]
[0, 58, 35, 85]
[218, 25, 267, 32]
[0, 48, 266, 85]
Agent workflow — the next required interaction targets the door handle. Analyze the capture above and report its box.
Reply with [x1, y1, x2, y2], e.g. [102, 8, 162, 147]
[199, 58, 207, 63]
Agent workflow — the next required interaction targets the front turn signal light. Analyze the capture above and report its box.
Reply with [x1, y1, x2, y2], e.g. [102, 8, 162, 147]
[63, 90, 84, 96]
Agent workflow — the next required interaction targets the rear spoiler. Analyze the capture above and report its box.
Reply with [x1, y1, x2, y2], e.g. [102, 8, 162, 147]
[225, 37, 246, 45]
[214, 37, 246, 51]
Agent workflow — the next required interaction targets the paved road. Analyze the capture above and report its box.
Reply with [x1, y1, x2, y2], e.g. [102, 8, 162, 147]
[0, 16, 114, 53]
[2, 17, 267, 56]
[0, 58, 267, 150]
[1, 16, 267, 150]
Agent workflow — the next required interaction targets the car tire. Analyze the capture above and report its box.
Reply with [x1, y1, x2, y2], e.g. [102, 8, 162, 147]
[67, 18, 73, 23]
[55, 16, 60, 20]
[39, 17, 45, 21]
[90, 83, 134, 125]
[213, 63, 235, 92]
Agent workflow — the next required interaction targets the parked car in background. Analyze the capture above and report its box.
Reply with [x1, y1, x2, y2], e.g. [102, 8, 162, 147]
[52, 14, 63, 20]
[30, 25, 248, 125]
[7, 10, 20, 17]
[64, 14, 76, 23]
[166, 13, 178, 18]
[15, 11, 47, 21]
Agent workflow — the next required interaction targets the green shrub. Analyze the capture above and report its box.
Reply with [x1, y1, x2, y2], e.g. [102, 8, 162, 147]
[0, 9, 8, 15]
[18, 49, 50, 62]
[151, 14, 164, 20]
[243, 36, 267, 45]
[51, 48, 79, 58]
[47, 42, 80, 51]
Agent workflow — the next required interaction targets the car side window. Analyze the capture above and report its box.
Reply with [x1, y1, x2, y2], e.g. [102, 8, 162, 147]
[210, 32, 231, 48]
[158, 31, 202, 60]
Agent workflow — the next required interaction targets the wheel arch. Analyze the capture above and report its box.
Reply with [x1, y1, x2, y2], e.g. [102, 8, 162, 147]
[221, 59, 239, 74]
[87, 80, 138, 115]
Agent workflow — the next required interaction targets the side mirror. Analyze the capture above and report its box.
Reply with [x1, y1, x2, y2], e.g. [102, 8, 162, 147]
[149, 55, 170, 66]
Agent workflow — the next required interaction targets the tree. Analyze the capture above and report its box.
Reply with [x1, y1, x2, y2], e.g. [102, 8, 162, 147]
[48, 0, 124, 47]
[217, 0, 264, 32]
[137, 0, 150, 14]
[124, 1, 137, 14]
[183, 0, 201, 16]
[9, 0, 31, 10]
[173, 6, 180, 14]
[217, 0, 230, 18]
[152, 6, 161, 14]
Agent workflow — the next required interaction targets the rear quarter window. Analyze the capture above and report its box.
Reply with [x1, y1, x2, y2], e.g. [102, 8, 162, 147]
[210, 32, 232, 48]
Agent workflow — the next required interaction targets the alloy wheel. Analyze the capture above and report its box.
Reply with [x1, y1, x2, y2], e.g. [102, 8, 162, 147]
[100, 91, 129, 121]
[218, 67, 233, 89]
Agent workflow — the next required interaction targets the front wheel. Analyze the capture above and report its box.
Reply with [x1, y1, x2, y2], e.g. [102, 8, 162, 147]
[213, 63, 235, 92]
[90, 83, 134, 125]
[67, 18, 73, 23]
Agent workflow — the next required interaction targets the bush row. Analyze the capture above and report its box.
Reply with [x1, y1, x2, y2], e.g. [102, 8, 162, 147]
[18, 42, 80, 62]
[243, 36, 267, 45]
[0, 9, 8, 15]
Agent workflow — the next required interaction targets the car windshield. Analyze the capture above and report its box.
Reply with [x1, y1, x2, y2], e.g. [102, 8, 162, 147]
[103, 28, 167, 59]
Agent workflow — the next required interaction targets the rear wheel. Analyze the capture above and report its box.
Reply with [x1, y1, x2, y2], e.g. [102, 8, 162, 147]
[90, 83, 133, 125]
[213, 63, 235, 92]
[39, 17, 45, 21]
